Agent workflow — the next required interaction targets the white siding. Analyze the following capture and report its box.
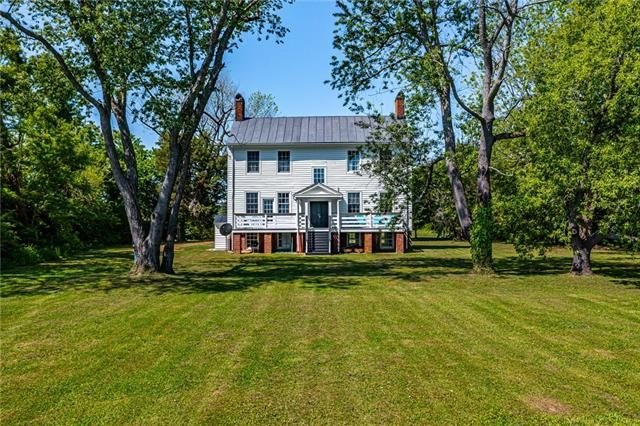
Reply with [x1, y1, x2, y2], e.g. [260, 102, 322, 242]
[214, 226, 229, 250]
[227, 148, 234, 224]
[229, 144, 385, 215]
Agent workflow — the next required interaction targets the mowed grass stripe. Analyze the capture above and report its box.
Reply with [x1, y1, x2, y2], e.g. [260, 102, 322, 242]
[1, 238, 639, 424]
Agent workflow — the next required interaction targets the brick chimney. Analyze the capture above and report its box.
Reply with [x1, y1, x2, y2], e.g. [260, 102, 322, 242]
[234, 93, 245, 121]
[395, 92, 405, 119]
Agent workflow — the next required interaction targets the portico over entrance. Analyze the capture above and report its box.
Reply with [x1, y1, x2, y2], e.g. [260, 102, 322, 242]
[293, 183, 343, 230]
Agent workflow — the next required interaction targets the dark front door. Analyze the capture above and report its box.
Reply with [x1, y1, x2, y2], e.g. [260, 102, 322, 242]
[309, 201, 329, 228]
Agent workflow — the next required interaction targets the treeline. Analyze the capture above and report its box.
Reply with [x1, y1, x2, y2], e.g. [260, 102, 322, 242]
[1, 27, 281, 266]
[0, 30, 229, 265]
[332, 0, 640, 274]
[2, 1, 638, 276]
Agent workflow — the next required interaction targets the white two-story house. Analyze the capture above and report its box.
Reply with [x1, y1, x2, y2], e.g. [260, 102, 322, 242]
[214, 93, 411, 254]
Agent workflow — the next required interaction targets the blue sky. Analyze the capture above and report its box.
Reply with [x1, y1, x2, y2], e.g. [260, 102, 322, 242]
[228, 0, 395, 117]
[134, 0, 397, 147]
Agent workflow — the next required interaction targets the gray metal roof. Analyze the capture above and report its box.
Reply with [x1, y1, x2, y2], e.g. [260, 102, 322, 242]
[228, 116, 381, 145]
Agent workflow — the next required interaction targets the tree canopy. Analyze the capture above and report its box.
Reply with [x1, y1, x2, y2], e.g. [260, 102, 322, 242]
[1, 0, 290, 273]
[497, 0, 640, 273]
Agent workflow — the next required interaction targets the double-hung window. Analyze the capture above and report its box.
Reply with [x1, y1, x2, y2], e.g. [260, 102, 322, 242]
[247, 151, 260, 173]
[347, 192, 360, 213]
[263, 198, 274, 214]
[278, 151, 290, 173]
[277, 233, 292, 250]
[246, 192, 258, 214]
[277, 192, 290, 214]
[346, 232, 361, 247]
[347, 150, 360, 172]
[246, 233, 259, 249]
[313, 167, 325, 184]
[379, 232, 394, 250]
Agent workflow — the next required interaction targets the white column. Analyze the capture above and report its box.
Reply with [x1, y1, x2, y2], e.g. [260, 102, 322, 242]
[328, 200, 332, 253]
[305, 201, 309, 225]
[304, 200, 309, 253]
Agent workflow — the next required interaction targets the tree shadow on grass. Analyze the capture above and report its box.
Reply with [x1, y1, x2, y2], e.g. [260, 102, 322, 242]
[494, 255, 640, 288]
[1, 245, 638, 297]
[410, 236, 471, 251]
[0, 250, 473, 297]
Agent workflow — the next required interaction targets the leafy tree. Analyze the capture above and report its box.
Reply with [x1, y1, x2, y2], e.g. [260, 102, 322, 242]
[182, 78, 237, 239]
[332, 0, 547, 271]
[1, 29, 125, 263]
[330, 0, 473, 242]
[421, 144, 478, 239]
[446, 0, 530, 272]
[1, 0, 289, 274]
[247, 91, 279, 118]
[358, 116, 432, 234]
[154, 78, 233, 246]
[501, 0, 640, 274]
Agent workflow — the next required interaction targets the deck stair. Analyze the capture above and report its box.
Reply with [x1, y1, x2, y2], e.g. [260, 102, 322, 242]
[307, 231, 330, 254]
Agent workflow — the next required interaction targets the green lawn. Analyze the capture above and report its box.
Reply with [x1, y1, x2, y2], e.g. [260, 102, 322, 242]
[1, 238, 639, 424]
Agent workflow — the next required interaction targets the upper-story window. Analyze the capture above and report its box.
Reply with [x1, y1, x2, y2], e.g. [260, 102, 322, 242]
[278, 192, 290, 214]
[278, 151, 290, 173]
[246, 192, 259, 213]
[247, 151, 260, 173]
[313, 167, 325, 184]
[347, 150, 360, 172]
[347, 192, 360, 213]
[263, 198, 274, 214]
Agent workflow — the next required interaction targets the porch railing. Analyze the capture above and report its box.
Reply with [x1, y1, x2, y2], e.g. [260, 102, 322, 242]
[340, 213, 405, 230]
[234, 214, 297, 230]
[234, 212, 405, 231]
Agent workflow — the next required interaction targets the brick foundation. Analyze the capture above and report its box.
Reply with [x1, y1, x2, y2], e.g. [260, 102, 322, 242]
[296, 233, 305, 254]
[235, 231, 405, 255]
[395, 232, 406, 254]
[364, 232, 374, 254]
[264, 233, 276, 254]
[232, 233, 242, 254]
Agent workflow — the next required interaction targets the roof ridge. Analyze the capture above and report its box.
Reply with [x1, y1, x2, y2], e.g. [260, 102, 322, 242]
[229, 116, 382, 145]
[239, 115, 374, 120]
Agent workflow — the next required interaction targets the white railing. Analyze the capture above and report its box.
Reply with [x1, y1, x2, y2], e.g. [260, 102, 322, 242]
[234, 214, 297, 230]
[340, 213, 405, 230]
[234, 212, 405, 231]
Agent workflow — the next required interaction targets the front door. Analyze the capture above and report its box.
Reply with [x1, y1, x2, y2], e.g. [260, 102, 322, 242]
[309, 201, 329, 228]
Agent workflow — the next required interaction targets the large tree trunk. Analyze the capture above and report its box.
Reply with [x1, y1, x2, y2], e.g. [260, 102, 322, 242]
[439, 87, 472, 239]
[160, 147, 191, 274]
[568, 217, 598, 275]
[571, 242, 593, 275]
[2, 0, 251, 276]
[470, 122, 494, 272]
[469, 0, 501, 273]
[97, 108, 161, 274]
